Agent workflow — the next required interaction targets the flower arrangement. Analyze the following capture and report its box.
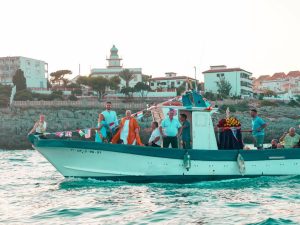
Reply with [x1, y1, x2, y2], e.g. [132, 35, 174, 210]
[217, 117, 241, 128]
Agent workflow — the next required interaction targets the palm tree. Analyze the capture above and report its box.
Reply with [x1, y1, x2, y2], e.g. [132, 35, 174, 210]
[119, 69, 134, 88]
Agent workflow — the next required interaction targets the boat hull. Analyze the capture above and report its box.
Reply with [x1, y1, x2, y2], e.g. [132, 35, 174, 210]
[34, 138, 300, 183]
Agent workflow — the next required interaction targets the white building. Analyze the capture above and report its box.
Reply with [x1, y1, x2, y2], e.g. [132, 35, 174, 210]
[149, 72, 197, 91]
[0, 56, 48, 88]
[203, 65, 253, 96]
[90, 45, 142, 88]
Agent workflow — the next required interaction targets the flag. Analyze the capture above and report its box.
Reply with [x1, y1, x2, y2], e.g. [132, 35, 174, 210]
[136, 111, 143, 120]
[109, 122, 115, 129]
[55, 132, 64, 138]
[78, 130, 85, 137]
[65, 131, 72, 137]
[84, 129, 91, 139]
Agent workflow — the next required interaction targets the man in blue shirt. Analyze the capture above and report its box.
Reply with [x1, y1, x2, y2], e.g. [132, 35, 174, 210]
[251, 109, 267, 149]
[101, 101, 119, 140]
[159, 109, 181, 148]
[178, 113, 191, 149]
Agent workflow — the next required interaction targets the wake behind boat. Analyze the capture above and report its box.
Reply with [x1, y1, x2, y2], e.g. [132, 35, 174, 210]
[29, 91, 300, 183]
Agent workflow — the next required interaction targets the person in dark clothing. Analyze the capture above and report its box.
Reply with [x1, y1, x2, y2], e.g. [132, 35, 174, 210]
[178, 114, 191, 149]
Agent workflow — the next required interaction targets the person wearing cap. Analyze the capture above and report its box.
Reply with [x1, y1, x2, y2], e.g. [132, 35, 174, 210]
[28, 114, 47, 135]
[250, 109, 267, 149]
[159, 109, 182, 148]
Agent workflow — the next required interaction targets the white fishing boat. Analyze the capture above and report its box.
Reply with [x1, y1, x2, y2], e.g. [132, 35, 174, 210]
[30, 92, 300, 183]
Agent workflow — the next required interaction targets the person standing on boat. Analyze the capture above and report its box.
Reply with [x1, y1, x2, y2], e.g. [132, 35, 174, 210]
[178, 113, 191, 149]
[101, 101, 119, 140]
[111, 110, 143, 145]
[28, 114, 47, 135]
[250, 109, 267, 149]
[95, 114, 109, 143]
[146, 121, 161, 147]
[160, 108, 182, 148]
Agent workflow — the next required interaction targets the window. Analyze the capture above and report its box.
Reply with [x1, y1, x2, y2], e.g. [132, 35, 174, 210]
[177, 81, 181, 85]
[161, 82, 166, 85]
[151, 83, 154, 86]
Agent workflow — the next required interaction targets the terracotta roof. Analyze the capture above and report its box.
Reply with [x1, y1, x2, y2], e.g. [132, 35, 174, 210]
[287, 71, 300, 78]
[271, 72, 286, 80]
[150, 76, 197, 81]
[256, 75, 270, 81]
[202, 68, 252, 74]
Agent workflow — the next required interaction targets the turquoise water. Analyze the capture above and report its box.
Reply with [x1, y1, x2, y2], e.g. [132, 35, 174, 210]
[1, 150, 300, 225]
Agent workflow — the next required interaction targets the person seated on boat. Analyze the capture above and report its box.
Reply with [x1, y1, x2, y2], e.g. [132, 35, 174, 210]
[28, 114, 47, 136]
[265, 139, 278, 149]
[111, 110, 143, 145]
[178, 113, 191, 149]
[101, 101, 119, 140]
[145, 121, 161, 147]
[159, 108, 182, 148]
[95, 113, 110, 143]
[278, 127, 300, 149]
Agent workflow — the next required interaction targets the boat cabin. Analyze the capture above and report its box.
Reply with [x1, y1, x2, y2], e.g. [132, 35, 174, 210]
[151, 91, 219, 150]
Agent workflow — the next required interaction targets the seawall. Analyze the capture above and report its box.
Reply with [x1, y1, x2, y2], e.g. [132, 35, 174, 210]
[0, 104, 300, 149]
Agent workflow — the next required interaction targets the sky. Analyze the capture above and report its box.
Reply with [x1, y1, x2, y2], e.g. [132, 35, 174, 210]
[1, 0, 300, 81]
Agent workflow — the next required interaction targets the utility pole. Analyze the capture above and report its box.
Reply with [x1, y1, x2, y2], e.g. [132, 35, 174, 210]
[194, 66, 198, 92]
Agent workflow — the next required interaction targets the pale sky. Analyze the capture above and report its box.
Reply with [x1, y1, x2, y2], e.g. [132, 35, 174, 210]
[1, 0, 300, 81]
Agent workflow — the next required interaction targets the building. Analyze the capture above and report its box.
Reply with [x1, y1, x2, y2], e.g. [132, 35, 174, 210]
[149, 72, 198, 91]
[90, 45, 142, 88]
[254, 71, 300, 95]
[203, 65, 253, 96]
[0, 56, 48, 88]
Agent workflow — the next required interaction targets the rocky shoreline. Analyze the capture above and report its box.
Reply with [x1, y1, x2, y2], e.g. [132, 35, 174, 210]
[1, 104, 300, 149]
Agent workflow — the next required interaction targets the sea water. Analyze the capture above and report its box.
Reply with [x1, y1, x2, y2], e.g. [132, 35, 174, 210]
[1, 150, 300, 225]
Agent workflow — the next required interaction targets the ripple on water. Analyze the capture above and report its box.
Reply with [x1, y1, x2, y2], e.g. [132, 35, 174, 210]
[1, 150, 300, 225]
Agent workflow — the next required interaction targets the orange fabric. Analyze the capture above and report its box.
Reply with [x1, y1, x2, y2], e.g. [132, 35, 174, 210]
[111, 117, 143, 146]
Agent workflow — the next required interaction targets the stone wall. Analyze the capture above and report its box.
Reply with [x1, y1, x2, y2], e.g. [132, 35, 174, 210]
[0, 107, 152, 150]
[1, 104, 300, 149]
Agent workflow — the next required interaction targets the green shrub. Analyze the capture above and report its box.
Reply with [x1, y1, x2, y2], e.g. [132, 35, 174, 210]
[0, 95, 9, 107]
[287, 100, 300, 107]
[68, 94, 78, 101]
[14, 89, 33, 101]
[235, 101, 249, 112]
[259, 100, 278, 107]
[0, 84, 12, 97]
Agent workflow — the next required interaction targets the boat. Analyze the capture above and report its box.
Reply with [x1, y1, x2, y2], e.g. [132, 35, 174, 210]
[30, 91, 300, 183]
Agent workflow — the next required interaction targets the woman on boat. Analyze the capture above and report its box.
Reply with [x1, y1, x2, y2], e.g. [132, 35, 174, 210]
[111, 110, 143, 145]
[95, 114, 109, 143]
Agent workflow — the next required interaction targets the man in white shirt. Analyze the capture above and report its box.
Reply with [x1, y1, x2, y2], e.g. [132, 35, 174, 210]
[28, 114, 47, 135]
[101, 101, 119, 140]
[147, 121, 161, 147]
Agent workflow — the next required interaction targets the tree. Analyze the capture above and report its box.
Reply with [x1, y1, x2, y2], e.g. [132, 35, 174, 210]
[50, 70, 72, 86]
[76, 76, 90, 86]
[88, 77, 110, 99]
[109, 76, 121, 91]
[134, 82, 150, 98]
[216, 77, 232, 99]
[176, 82, 187, 96]
[121, 87, 134, 98]
[142, 74, 151, 85]
[12, 69, 27, 92]
[264, 89, 277, 97]
[119, 69, 134, 88]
